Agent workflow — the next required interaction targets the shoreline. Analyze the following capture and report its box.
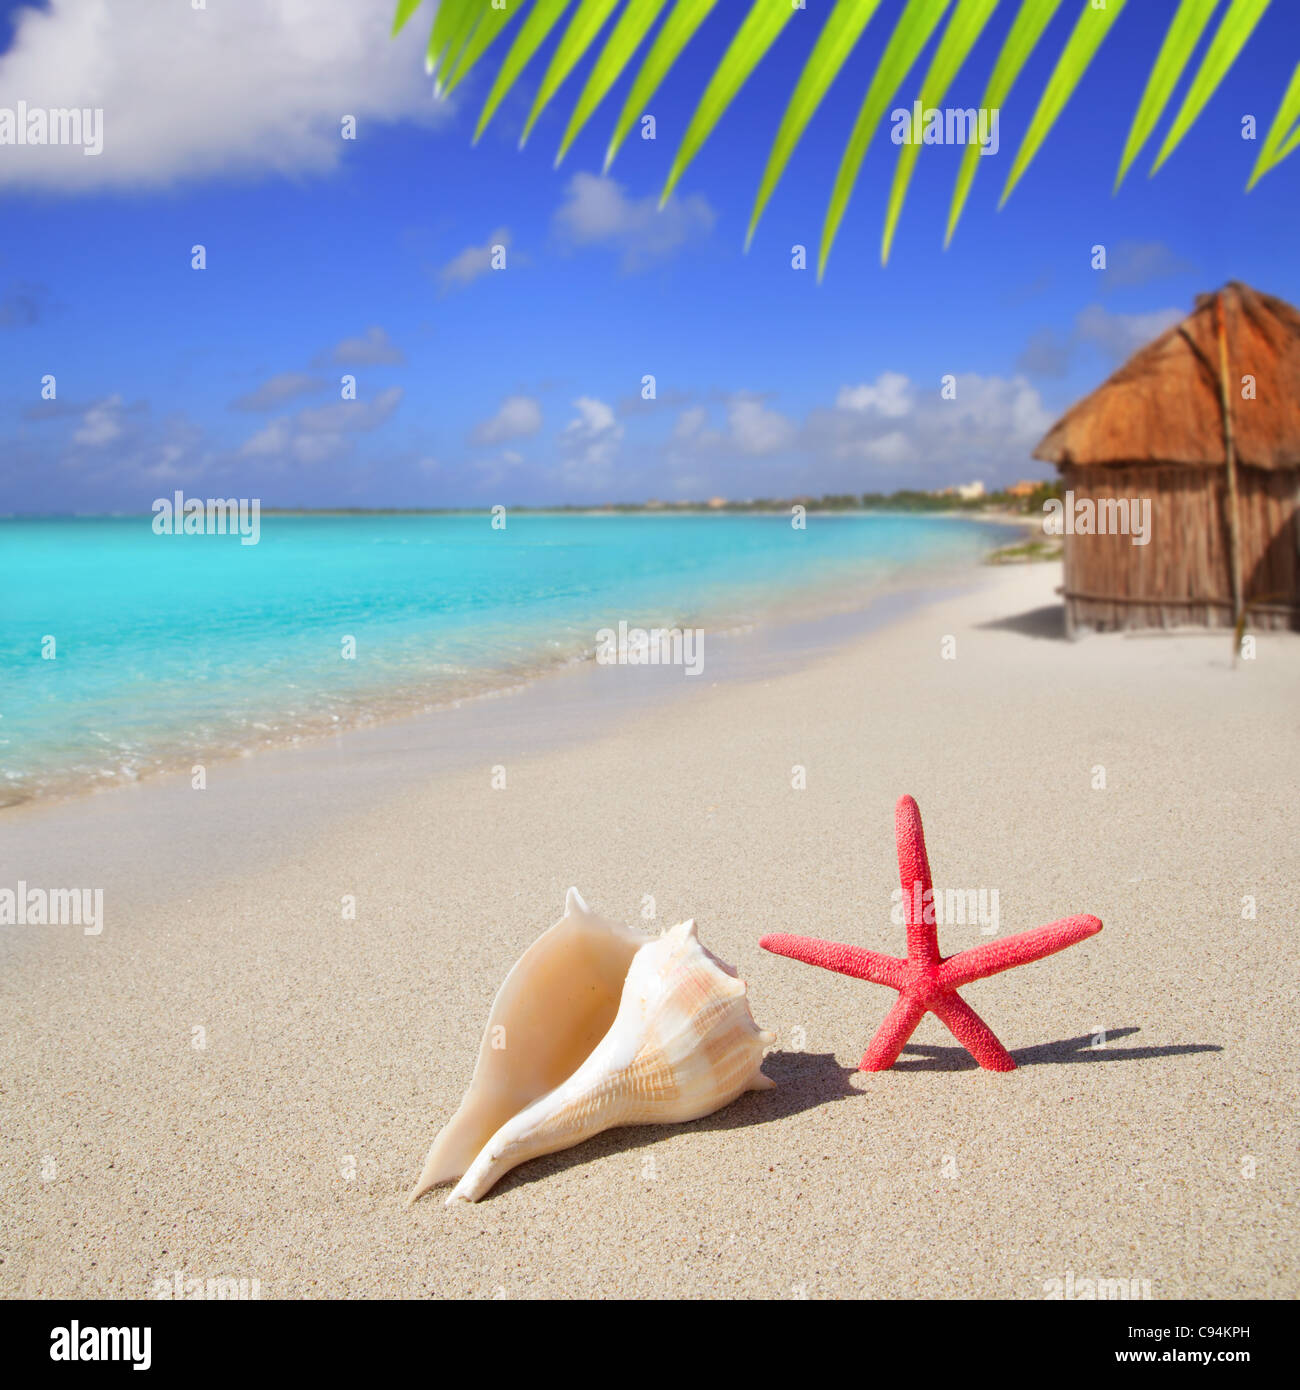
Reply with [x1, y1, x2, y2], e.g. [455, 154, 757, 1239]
[0, 565, 1001, 917]
[4, 561, 1296, 1298]
[3, 530, 1022, 815]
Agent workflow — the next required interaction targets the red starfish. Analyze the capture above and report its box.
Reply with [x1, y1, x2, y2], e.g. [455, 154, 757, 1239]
[761, 795, 1102, 1072]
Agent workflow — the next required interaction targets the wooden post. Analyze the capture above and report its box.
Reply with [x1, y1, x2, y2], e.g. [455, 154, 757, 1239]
[1214, 292, 1244, 637]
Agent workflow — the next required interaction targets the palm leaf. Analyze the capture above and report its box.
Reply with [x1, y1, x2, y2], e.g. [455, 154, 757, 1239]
[1275, 118, 1300, 161]
[431, 0, 484, 91]
[476, 1, 573, 144]
[443, 5, 522, 95]
[819, 0, 952, 282]
[945, 0, 1061, 245]
[392, 0, 425, 38]
[747, 0, 885, 250]
[1114, 0, 1219, 191]
[1000, 0, 1128, 208]
[523, 0, 622, 147]
[1151, 0, 1272, 174]
[556, 0, 671, 166]
[394, 0, 1295, 272]
[426, 0, 479, 68]
[1247, 59, 1300, 187]
[660, 0, 801, 205]
[605, 0, 719, 173]
[881, 0, 1000, 266]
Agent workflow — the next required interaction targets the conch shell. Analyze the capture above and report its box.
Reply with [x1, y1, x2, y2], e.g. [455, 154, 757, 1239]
[411, 888, 774, 1204]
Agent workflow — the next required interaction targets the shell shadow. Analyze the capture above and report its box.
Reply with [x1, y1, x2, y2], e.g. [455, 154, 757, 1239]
[892, 1026, 1222, 1073]
[471, 1050, 857, 1201]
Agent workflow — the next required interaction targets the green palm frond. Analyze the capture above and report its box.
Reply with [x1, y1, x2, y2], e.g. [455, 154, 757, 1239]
[881, 0, 1000, 266]
[1150, 0, 1272, 175]
[604, 0, 717, 172]
[476, 1, 573, 143]
[421, 0, 478, 72]
[522, 0, 622, 147]
[820, 0, 952, 281]
[660, 0, 800, 205]
[393, 0, 1293, 276]
[556, 0, 671, 166]
[391, 0, 424, 39]
[430, 1, 482, 90]
[1247, 59, 1300, 187]
[945, 0, 1062, 247]
[1000, 0, 1128, 208]
[747, 0, 885, 251]
[1114, 0, 1219, 192]
[443, 5, 519, 96]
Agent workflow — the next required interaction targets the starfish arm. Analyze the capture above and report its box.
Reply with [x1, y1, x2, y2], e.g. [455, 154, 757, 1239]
[760, 934, 908, 988]
[931, 994, 1016, 1071]
[895, 795, 939, 965]
[860, 994, 927, 1070]
[939, 913, 1103, 988]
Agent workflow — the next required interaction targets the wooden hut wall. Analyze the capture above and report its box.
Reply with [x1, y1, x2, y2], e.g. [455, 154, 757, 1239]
[1061, 463, 1300, 634]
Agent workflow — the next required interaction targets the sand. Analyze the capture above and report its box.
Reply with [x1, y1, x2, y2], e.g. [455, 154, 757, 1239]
[2, 562, 1297, 1299]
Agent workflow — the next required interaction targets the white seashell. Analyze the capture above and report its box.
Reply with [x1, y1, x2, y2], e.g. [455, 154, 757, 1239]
[410, 889, 775, 1205]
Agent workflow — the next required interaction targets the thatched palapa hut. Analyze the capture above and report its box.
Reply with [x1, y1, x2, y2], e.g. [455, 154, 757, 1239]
[1033, 282, 1300, 636]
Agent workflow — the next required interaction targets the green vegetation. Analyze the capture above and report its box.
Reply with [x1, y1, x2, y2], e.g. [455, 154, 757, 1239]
[262, 481, 1063, 517]
[393, 0, 1293, 276]
[987, 536, 1063, 565]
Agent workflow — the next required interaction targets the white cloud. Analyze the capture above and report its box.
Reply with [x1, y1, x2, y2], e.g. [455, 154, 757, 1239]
[313, 325, 405, 367]
[1075, 304, 1183, 360]
[835, 371, 913, 418]
[240, 417, 292, 459]
[471, 395, 542, 445]
[553, 173, 715, 270]
[72, 394, 125, 447]
[439, 228, 511, 290]
[296, 385, 403, 434]
[858, 431, 912, 468]
[810, 372, 1053, 475]
[1106, 240, 1195, 288]
[239, 385, 403, 464]
[726, 398, 796, 456]
[558, 395, 623, 486]
[673, 405, 707, 440]
[231, 372, 327, 411]
[0, 0, 447, 190]
[654, 373, 1053, 495]
[1018, 304, 1183, 377]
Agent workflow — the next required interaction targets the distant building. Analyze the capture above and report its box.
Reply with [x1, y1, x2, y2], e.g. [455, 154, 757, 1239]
[706, 496, 727, 509]
[957, 481, 986, 501]
[1005, 480, 1040, 498]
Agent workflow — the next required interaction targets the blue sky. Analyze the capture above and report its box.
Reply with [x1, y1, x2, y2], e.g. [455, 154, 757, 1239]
[0, 0, 1297, 511]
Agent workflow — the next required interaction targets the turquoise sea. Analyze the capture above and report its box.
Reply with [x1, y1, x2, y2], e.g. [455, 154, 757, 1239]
[0, 512, 1016, 803]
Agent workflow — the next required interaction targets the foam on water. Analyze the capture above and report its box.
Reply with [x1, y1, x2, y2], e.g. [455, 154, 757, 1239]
[0, 512, 1017, 803]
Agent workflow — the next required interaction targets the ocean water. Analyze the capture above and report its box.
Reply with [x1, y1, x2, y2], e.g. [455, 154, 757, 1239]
[0, 512, 1015, 803]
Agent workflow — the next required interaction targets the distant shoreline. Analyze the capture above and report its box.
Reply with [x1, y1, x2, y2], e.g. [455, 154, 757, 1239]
[2, 512, 1022, 809]
[0, 493, 1057, 523]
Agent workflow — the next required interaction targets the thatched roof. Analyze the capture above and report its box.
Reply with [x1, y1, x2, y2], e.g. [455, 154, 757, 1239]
[1033, 282, 1300, 470]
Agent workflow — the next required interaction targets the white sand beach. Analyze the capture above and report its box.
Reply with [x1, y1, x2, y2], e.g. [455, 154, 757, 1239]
[2, 562, 1297, 1299]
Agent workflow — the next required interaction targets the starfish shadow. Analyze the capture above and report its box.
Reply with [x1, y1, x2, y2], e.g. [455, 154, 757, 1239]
[467, 1050, 856, 1202]
[892, 1026, 1222, 1072]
